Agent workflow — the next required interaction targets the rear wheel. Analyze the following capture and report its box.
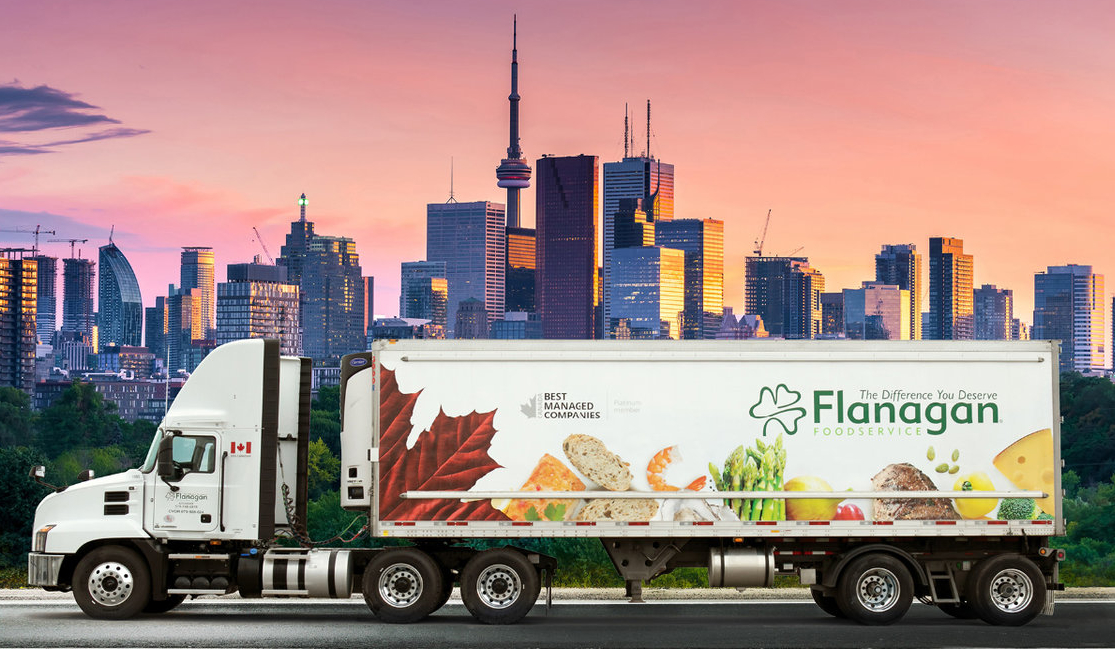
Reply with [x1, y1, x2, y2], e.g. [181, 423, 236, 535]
[142, 594, 187, 614]
[810, 587, 845, 618]
[73, 546, 152, 620]
[966, 555, 1045, 626]
[460, 548, 540, 625]
[362, 548, 443, 623]
[835, 554, 913, 625]
[937, 600, 978, 619]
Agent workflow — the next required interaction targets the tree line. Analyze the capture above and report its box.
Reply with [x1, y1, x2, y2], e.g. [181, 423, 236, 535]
[2, 372, 1115, 586]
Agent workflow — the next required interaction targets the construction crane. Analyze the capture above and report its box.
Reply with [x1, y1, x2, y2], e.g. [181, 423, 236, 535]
[752, 209, 772, 257]
[49, 238, 89, 258]
[0, 225, 56, 255]
[785, 246, 805, 257]
[252, 227, 275, 264]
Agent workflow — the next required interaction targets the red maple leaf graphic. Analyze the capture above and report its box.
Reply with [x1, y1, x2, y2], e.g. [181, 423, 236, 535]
[378, 368, 509, 521]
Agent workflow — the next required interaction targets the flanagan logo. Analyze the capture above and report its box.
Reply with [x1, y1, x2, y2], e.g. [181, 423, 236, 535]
[164, 491, 209, 503]
[749, 385, 807, 436]
[749, 384, 1002, 436]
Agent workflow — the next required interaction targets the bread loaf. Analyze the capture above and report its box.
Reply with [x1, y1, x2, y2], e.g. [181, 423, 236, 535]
[573, 498, 659, 522]
[562, 434, 632, 491]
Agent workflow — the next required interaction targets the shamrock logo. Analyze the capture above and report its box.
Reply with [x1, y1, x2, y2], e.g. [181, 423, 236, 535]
[749, 384, 806, 436]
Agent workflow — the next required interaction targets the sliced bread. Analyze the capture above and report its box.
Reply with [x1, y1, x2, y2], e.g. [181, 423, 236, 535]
[563, 434, 632, 491]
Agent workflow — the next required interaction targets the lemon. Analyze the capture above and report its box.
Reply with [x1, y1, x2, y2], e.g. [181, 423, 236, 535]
[784, 476, 841, 520]
[953, 472, 997, 519]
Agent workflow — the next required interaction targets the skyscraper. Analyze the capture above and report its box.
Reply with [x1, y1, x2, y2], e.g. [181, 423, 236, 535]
[744, 256, 825, 339]
[426, 201, 506, 336]
[926, 237, 973, 340]
[536, 154, 598, 340]
[454, 297, 489, 340]
[278, 194, 365, 363]
[1033, 265, 1105, 374]
[400, 261, 448, 336]
[494, 16, 531, 229]
[363, 276, 375, 335]
[601, 146, 674, 336]
[29, 254, 56, 344]
[973, 284, 1014, 340]
[166, 284, 202, 372]
[61, 256, 95, 340]
[97, 241, 143, 351]
[505, 227, 536, 313]
[818, 292, 844, 337]
[656, 218, 724, 339]
[842, 282, 911, 340]
[608, 246, 685, 339]
[0, 251, 37, 395]
[180, 247, 215, 338]
[216, 261, 301, 355]
[145, 296, 167, 365]
[875, 243, 922, 340]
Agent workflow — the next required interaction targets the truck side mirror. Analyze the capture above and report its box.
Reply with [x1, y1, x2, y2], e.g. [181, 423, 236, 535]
[156, 435, 182, 483]
[29, 465, 45, 479]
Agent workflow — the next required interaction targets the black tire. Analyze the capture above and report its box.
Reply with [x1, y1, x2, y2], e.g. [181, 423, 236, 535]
[938, 600, 979, 619]
[142, 594, 187, 614]
[434, 566, 455, 612]
[965, 555, 1046, 626]
[810, 587, 845, 618]
[460, 548, 540, 625]
[362, 548, 443, 624]
[835, 554, 914, 625]
[72, 546, 152, 620]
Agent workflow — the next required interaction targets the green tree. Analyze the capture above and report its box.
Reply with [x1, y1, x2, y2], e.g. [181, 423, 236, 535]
[1060, 474, 1115, 585]
[34, 382, 121, 458]
[1059, 373, 1115, 486]
[0, 447, 52, 568]
[0, 387, 35, 448]
[306, 438, 340, 500]
[310, 385, 341, 455]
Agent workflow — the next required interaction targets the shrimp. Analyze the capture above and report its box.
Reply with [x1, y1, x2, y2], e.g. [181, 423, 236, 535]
[647, 446, 707, 492]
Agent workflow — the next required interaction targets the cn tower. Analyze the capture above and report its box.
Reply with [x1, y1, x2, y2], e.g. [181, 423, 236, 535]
[495, 15, 530, 228]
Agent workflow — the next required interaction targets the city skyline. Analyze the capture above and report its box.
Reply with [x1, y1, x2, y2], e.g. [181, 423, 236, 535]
[3, 1, 1114, 349]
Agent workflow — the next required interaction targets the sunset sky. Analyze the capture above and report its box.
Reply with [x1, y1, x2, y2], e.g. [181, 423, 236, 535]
[3, 0, 1114, 339]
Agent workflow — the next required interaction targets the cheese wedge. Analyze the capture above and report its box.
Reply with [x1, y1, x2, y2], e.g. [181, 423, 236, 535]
[501, 454, 585, 521]
[993, 428, 1056, 516]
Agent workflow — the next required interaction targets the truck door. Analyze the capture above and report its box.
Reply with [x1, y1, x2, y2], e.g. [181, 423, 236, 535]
[147, 432, 222, 535]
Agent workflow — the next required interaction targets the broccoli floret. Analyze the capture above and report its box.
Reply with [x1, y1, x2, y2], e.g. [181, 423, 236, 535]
[1037, 512, 1054, 521]
[997, 498, 1038, 520]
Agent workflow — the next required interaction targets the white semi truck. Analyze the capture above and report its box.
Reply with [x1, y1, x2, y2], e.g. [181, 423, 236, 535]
[28, 338, 1065, 626]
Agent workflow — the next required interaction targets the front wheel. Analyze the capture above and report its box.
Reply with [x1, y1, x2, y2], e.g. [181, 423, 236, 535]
[460, 548, 540, 625]
[72, 546, 152, 619]
[142, 594, 187, 614]
[835, 554, 913, 625]
[965, 555, 1045, 626]
[362, 548, 443, 623]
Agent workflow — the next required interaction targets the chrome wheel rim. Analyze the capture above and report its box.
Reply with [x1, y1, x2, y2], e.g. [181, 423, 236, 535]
[378, 563, 424, 608]
[475, 564, 522, 610]
[855, 567, 901, 612]
[988, 568, 1033, 613]
[88, 561, 135, 607]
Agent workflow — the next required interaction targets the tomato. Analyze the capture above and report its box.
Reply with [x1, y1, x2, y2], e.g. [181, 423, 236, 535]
[833, 503, 864, 520]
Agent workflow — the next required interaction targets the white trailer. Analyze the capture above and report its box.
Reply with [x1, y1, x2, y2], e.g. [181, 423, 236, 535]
[29, 339, 1065, 626]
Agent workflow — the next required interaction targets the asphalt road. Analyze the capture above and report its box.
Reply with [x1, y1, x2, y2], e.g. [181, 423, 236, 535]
[2, 597, 1113, 649]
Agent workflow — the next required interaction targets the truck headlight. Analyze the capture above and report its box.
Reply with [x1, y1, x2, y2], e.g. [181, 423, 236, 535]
[34, 525, 55, 552]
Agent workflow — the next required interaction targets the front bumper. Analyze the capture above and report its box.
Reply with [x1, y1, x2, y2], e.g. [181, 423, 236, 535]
[27, 553, 65, 587]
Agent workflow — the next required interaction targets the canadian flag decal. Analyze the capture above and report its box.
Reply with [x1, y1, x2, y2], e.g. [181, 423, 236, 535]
[230, 441, 252, 455]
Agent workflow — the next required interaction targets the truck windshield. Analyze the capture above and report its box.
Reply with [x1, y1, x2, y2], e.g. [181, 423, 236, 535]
[140, 428, 162, 473]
